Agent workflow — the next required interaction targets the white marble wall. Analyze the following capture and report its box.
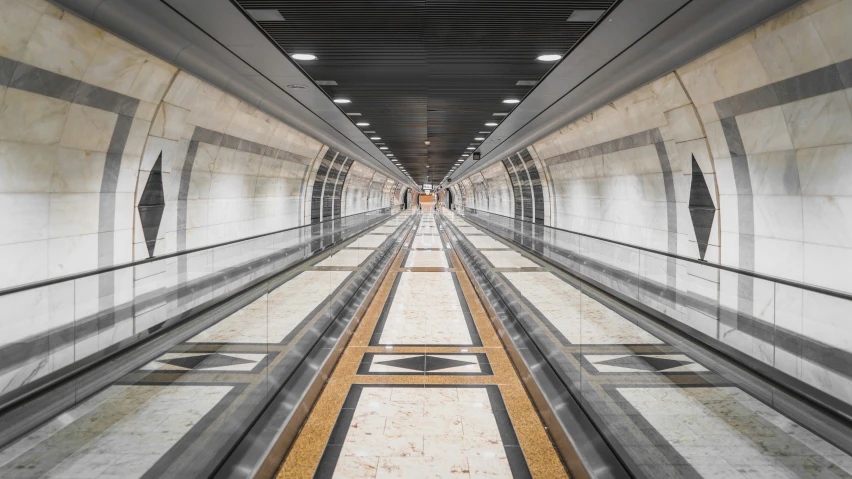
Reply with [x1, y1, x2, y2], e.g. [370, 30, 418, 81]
[677, 0, 852, 292]
[530, 73, 696, 258]
[463, 0, 852, 407]
[459, 178, 475, 209]
[0, 0, 400, 401]
[674, 0, 852, 401]
[139, 71, 325, 260]
[0, 0, 400, 289]
[469, 172, 489, 211]
[367, 172, 388, 210]
[480, 162, 514, 217]
[380, 177, 398, 208]
[0, 0, 178, 289]
[340, 161, 375, 216]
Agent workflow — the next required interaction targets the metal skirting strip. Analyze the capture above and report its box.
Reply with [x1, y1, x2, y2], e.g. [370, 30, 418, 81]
[437, 213, 631, 479]
[214, 213, 418, 479]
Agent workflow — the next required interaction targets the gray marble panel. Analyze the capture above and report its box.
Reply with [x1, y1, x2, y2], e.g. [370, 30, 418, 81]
[0, 56, 15, 86]
[601, 139, 618, 154]
[713, 59, 851, 119]
[632, 129, 655, 148]
[191, 126, 224, 146]
[723, 85, 781, 119]
[616, 134, 635, 151]
[9, 62, 79, 102]
[773, 63, 844, 105]
[567, 150, 581, 162]
[239, 138, 264, 155]
[838, 59, 852, 89]
[719, 118, 746, 157]
[74, 82, 139, 117]
[220, 134, 240, 150]
[587, 144, 603, 157]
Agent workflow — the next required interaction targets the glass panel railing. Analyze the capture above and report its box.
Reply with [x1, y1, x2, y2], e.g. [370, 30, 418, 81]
[0, 206, 399, 417]
[450, 207, 852, 477]
[0, 205, 414, 478]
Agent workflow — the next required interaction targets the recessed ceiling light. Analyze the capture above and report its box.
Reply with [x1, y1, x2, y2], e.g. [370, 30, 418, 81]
[370, 137, 381, 140]
[286, 84, 307, 90]
[493, 113, 508, 117]
[485, 122, 498, 126]
[315, 80, 338, 86]
[356, 122, 369, 126]
[333, 98, 351, 104]
[516, 80, 538, 86]
[466, 147, 475, 150]
[291, 53, 317, 61]
[474, 137, 485, 141]
[346, 113, 361, 116]
[380, 147, 388, 150]
[503, 99, 520, 104]
[537, 54, 562, 62]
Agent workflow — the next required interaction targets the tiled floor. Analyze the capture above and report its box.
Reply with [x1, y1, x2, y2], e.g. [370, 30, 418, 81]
[372, 271, 476, 346]
[404, 250, 449, 268]
[444, 208, 852, 479]
[189, 270, 352, 343]
[480, 250, 539, 269]
[502, 271, 663, 345]
[0, 212, 415, 479]
[0, 385, 232, 478]
[279, 204, 568, 478]
[317, 248, 376, 267]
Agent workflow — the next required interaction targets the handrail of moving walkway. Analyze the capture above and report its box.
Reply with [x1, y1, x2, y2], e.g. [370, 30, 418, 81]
[0, 206, 398, 297]
[459, 207, 852, 302]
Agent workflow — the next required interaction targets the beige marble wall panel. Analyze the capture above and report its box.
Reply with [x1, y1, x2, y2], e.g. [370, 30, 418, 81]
[341, 161, 377, 216]
[479, 162, 513, 216]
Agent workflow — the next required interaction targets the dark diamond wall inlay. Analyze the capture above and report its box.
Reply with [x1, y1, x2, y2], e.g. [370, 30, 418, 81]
[138, 153, 165, 258]
[688, 156, 715, 260]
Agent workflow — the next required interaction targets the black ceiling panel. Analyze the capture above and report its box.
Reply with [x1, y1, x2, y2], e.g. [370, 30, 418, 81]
[235, 0, 615, 184]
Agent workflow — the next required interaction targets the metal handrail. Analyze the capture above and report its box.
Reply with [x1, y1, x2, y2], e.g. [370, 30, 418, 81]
[0, 206, 399, 297]
[460, 207, 852, 302]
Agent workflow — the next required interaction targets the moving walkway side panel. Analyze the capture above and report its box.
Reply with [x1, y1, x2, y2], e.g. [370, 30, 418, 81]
[214, 213, 417, 479]
[437, 213, 630, 479]
[446, 208, 852, 479]
[0, 208, 404, 479]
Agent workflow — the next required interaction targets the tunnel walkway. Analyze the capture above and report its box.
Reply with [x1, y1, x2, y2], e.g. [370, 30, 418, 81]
[3, 201, 852, 479]
[278, 203, 567, 478]
[278, 202, 852, 479]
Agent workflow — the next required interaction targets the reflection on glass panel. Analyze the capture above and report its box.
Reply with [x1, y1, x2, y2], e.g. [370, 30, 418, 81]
[453, 207, 852, 479]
